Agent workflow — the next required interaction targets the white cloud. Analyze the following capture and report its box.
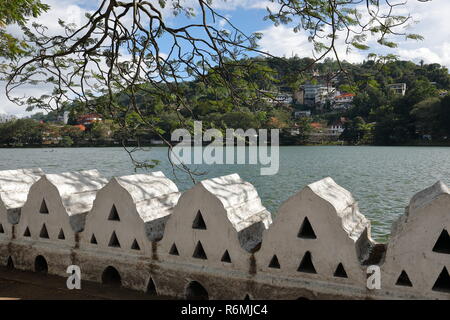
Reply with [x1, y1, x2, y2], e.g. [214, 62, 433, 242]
[257, 25, 312, 58]
[257, 24, 366, 63]
[2, 0, 450, 116]
[1, 0, 92, 116]
[397, 47, 445, 65]
[257, 0, 450, 69]
[0, 84, 46, 117]
[211, 0, 277, 11]
[6, 0, 90, 37]
[219, 14, 232, 28]
[392, 0, 450, 68]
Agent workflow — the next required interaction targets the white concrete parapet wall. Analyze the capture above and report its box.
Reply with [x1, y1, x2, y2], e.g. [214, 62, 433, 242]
[10, 170, 108, 275]
[81, 172, 181, 256]
[0, 169, 449, 300]
[0, 168, 45, 235]
[0, 168, 44, 266]
[255, 177, 374, 299]
[16, 170, 108, 243]
[159, 174, 272, 271]
[381, 181, 450, 299]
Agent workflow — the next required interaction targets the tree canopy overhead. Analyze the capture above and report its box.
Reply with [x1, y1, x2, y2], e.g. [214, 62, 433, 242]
[0, 0, 49, 59]
[4, 0, 425, 109]
[1, 0, 431, 178]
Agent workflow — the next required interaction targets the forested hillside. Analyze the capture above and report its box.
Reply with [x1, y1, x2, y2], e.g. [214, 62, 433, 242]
[7, 56, 450, 146]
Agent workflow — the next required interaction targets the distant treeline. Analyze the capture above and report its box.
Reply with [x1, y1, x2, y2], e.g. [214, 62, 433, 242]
[7, 57, 450, 146]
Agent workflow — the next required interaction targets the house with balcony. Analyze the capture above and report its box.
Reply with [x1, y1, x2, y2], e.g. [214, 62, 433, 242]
[332, 93, 355, 110]
[387, 83, 407, 96]
[260, 90, 294, 106]
[438, 90, 448, 97]
[294, 110, 312, 118]
[328, 118, 347, 136]
[301, 84, 336, 107]
[77, 113, 103, 126]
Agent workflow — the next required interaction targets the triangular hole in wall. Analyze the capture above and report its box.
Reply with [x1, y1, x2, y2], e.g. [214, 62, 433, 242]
[57, 229, 65, 240]
[244, 294, 251, 300]
[298, 217, 317, 239]
[432, 267, 450, 293]
[395, 270, 413, 287]
[193, 241, 207, 260]
[39, 224, 49, 239]
[169, 243, 179, 256]
[147, 278, 157, 296]
[39, 199, 49, 214]
[432, 229, 450, 254]
[333, 263, 348, 278]
[131, 239, 140, 251]
[268, 255, 281, 269]
[297, 251, 317, 274]
[6, 257, 14, 269]
[23, 227, 31, 237]
[221, 250, 232, 263]
[192, 210, 207, 230]
[108, 231, 121, 248]
[90, 234, 97, 244]
[108, 204, 120, 221]
[0, 224, 4, 234]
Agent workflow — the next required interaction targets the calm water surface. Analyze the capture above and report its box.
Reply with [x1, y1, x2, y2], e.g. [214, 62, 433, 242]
[1, 146, 449, 242]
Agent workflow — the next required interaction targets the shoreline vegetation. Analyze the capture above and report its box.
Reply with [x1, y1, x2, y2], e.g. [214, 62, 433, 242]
[2, 140, 450, 148]
[2, 58, 450, 149]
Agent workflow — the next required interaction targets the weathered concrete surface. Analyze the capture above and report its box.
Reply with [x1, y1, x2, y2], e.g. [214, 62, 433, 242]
[381, 181, 450, 299]
[9, 170, 107, 277]
[201, 174, 272, 252]
[6, 242, 72, 277]
[0, 169, 44, 239]
[15, 170, 107, 248]
[256, 177, 373, 291]
[0, 168, 45, 267]
[75, 250, 150, 291]
[81, 172, 180, 257]
[0, 168, 45, 212]
[159, 174, 272, 273]
[0, 266, 171, 300]
[1, 169, 450, 300]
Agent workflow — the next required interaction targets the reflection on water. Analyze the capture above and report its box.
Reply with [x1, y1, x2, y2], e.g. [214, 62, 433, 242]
[1, 146, 450, 242]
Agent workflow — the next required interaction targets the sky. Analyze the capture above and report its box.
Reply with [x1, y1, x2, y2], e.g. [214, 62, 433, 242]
[1, 0, 449, 116]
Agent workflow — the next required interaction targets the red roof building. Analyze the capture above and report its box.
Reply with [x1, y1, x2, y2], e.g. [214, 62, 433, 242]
[77, 113, 103, 126]
[73, 124, 86, 131]
[334, 93, 355, 102]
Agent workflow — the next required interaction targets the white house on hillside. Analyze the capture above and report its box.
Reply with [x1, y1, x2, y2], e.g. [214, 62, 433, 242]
[388, 83, 407, 96]
[261, 91, 294, 106]
[328, 118, 347, 136]
[332, 93, 355, 110]
[302, 84, 336, 106]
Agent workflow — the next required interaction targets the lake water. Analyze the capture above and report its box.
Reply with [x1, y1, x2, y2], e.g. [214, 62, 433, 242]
[1, 146, 449, 242]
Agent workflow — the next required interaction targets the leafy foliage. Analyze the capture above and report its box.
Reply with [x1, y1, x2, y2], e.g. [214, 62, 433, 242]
[0, 0, 49, 59]
[0, 0, 434, 179]
[339, 60, 450, 145]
